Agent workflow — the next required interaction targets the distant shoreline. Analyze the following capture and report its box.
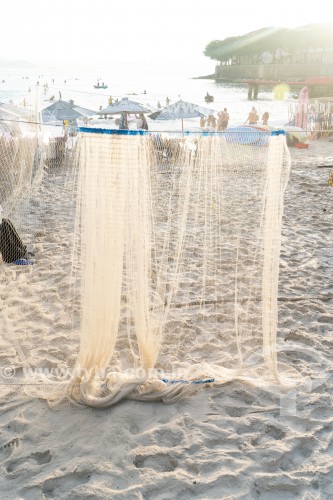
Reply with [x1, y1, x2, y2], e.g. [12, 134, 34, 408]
[192, 74, 215, 80]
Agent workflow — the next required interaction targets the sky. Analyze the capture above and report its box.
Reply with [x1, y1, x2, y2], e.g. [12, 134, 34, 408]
[0, 0, 331, 74]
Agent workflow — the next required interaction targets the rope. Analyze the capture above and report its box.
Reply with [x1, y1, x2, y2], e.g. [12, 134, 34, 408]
[161, 378, 215, 385]
[0, 117, 332, 135]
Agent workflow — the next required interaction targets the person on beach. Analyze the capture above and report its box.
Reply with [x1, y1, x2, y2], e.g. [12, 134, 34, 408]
[108, 96, 113, 105]
[200, 116, 206, 128]
[141, 114, 148, 130]
[211, 115, 216, 129]
[166, 97, 170, 106]
[119, 112, 128, 130]
[207, 114, 216, 129]
[245, 107, 259, 125]
[136, 113, 148, 130]
[217, 108, 229, 131]
[262, 111, 269, 126]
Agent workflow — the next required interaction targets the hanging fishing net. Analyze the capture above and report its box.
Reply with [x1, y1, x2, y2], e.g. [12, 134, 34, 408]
[0, 123, 292, 407]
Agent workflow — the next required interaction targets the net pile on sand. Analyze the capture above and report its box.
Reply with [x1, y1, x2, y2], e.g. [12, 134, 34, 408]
[0, 126, 291, 407]
[0, 121, 42, 213]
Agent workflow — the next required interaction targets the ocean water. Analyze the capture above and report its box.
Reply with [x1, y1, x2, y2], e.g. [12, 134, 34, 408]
[0, 64, 296, 131]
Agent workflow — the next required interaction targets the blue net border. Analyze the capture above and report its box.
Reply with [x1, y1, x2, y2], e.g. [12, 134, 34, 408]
[77, 127, 286, 137]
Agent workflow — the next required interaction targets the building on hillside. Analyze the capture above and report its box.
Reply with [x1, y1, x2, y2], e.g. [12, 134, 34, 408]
[206, 24, 333, 97]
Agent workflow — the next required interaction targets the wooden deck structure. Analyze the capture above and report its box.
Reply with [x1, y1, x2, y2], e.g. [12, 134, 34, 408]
[246, 77, 333, 99]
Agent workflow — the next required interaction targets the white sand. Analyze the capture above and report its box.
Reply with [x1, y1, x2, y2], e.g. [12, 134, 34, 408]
[0, 139, 332, 499]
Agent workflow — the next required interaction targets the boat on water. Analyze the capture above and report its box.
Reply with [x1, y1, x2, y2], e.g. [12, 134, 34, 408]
[205, 93, 214, 103]
[94, 84, 108, 89]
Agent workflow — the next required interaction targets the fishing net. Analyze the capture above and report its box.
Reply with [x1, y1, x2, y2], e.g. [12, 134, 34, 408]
[0, 124, 292, 407]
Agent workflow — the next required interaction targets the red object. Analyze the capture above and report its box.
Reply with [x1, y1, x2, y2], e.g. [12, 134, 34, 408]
[295, 142, 309, 149]
[305, 77, 333, 85]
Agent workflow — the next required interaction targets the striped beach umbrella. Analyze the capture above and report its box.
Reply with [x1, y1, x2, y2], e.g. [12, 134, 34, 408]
[149, 100, 215, 132]
[42, 100, 96, 125]
[97, 98, 149, 115]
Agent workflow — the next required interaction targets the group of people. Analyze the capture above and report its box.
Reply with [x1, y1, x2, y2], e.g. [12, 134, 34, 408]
[104, 100, 271, 132]
[95, 81, 107, 88]
[118, 112, 149, 131]
[199, 107, 270, 131]
[244, 107, 269, 126]
[200, 108, 230, 131]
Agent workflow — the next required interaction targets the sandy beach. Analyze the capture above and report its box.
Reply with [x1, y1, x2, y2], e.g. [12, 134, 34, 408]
[0, 138, 332, 499]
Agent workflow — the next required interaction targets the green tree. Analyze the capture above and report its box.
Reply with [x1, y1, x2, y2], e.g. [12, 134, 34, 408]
[204, 24, 333, 64]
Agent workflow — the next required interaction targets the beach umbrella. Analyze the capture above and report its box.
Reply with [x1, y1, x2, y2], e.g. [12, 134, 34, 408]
[42, 100, 96, 124]
[148, 100, 215, 132]
[0, 102, 32, 120]
[224, 126, 269, 146]
[97, 98, 149, 116]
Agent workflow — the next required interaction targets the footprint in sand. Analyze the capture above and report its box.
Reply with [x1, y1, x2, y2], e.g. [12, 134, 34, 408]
[134, 453, 178, 472]
[0, 437, 20, 465]
[39, 470, 91, 498]
[5, 449, 51, 474]
[139, 427, 185, 447]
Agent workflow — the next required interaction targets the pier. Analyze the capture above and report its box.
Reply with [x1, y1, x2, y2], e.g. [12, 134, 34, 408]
[246, 77, 333, 99]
